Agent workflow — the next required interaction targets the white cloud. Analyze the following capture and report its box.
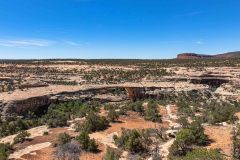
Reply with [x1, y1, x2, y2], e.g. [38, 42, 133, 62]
[0, 39, 55, 47]
[64, 40, 81, 46]
[0, 38, 87, 48]
[195, 41, 203, 44]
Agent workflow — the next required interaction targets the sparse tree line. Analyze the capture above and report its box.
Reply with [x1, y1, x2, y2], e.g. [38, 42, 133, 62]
[1, 58, 240, 67]
[83, 68, 173, 84]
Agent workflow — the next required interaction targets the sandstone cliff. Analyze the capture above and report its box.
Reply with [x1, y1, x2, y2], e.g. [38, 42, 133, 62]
[177, 51, 240, 59]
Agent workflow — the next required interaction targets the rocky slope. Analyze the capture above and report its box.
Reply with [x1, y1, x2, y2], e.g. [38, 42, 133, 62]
[177, 51, 240, 59]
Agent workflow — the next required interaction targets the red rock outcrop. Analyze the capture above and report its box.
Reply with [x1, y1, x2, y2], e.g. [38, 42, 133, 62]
[177, 51, 240, 59]
[177, 53, 213, 59]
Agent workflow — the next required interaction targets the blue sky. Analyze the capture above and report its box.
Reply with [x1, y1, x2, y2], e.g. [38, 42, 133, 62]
[0, 0, 240, 59]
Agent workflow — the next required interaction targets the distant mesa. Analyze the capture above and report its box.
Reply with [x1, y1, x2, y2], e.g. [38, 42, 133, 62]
[177, 51, 240, 59]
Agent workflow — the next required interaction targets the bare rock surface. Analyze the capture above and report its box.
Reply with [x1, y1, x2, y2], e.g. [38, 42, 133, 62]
[0, 125, 49, 144]
[9, 142, 51, 160]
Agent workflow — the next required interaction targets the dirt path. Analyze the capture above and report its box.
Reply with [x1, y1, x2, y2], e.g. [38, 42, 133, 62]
[162, 105, 180, 129]
[159, 139, 175, 159]
[159, 105, 179, 160]
[166, 105, 177, 120]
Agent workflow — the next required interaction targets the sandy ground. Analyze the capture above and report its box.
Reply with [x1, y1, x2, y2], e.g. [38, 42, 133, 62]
[89, 111, 169, 155]
[204, 125, 233, 159]
[159, 105, 168, 116]
[9, 127, 75, 160]
[21, 146, 55, 160]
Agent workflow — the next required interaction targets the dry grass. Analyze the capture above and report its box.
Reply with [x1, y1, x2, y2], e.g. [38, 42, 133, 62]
[204, 125, 233, 159]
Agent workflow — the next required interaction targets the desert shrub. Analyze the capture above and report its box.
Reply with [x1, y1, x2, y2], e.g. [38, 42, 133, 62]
[178, 116, 189, 129]
[176, 98, 193, 116]
[68, 101, 100, 118]
[128, 101, 144, 114]
[44, 101, 101, 128]
[57, 132, 71, 146]
[104, 104, 114, 110]
[169, 120, 208, 158]
[13, 131, 31, 144]
[44, 109, 68, 128]
[188, 120, 208, 146]
[55, 141, 81, 160]
[169, 129, 194, 157]
[0, 100, 101, 137]
[179, 148, 224, 160]
[233, 138, 240, 159]
[0, 143, 12, 160]
[75, 131, 98, 152]
[107, 109, 119, 122]
[0, 118, 29, 138]
[104, 147, 121, 160]
[117, 107, 127, 115]
[114, 129, 151, 153]
[203, 101, 239, 124]
[73, 122, 83, 132]
[81, 112, 109, 133]
[144, 101, 161, 122]
[43, 131, 49, 135]
[233, 124, 240, 159]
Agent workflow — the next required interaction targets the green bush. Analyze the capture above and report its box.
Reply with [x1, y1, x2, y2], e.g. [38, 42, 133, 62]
[114, 129, 150, 153]
[44, 101, 101, 128]
[169, 129, 194, 156]
[81, 112, 109, 133]
[178, 116, 189, 129]
[188, 120, 208, 146]
[144, 101, 161, 122]
[76, 131, 98, 152]
[107, 109, 119, 122]
[179, 148, 224, 160]
[104, 104, 114, 111]
[0, 118, 32, 138]
[203, 101, 239, 124]
[13, 131, 30, 144]
[57, 132, 71, 146]
[169, 120, 209, 158]
[128, 101, 144, 114]
[104, 147, 121, 160]
[44, 109, 68, 128]
[0, 143, 12, 160]
[117, 107, 127, 116]
[43, 131, 49, 136]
